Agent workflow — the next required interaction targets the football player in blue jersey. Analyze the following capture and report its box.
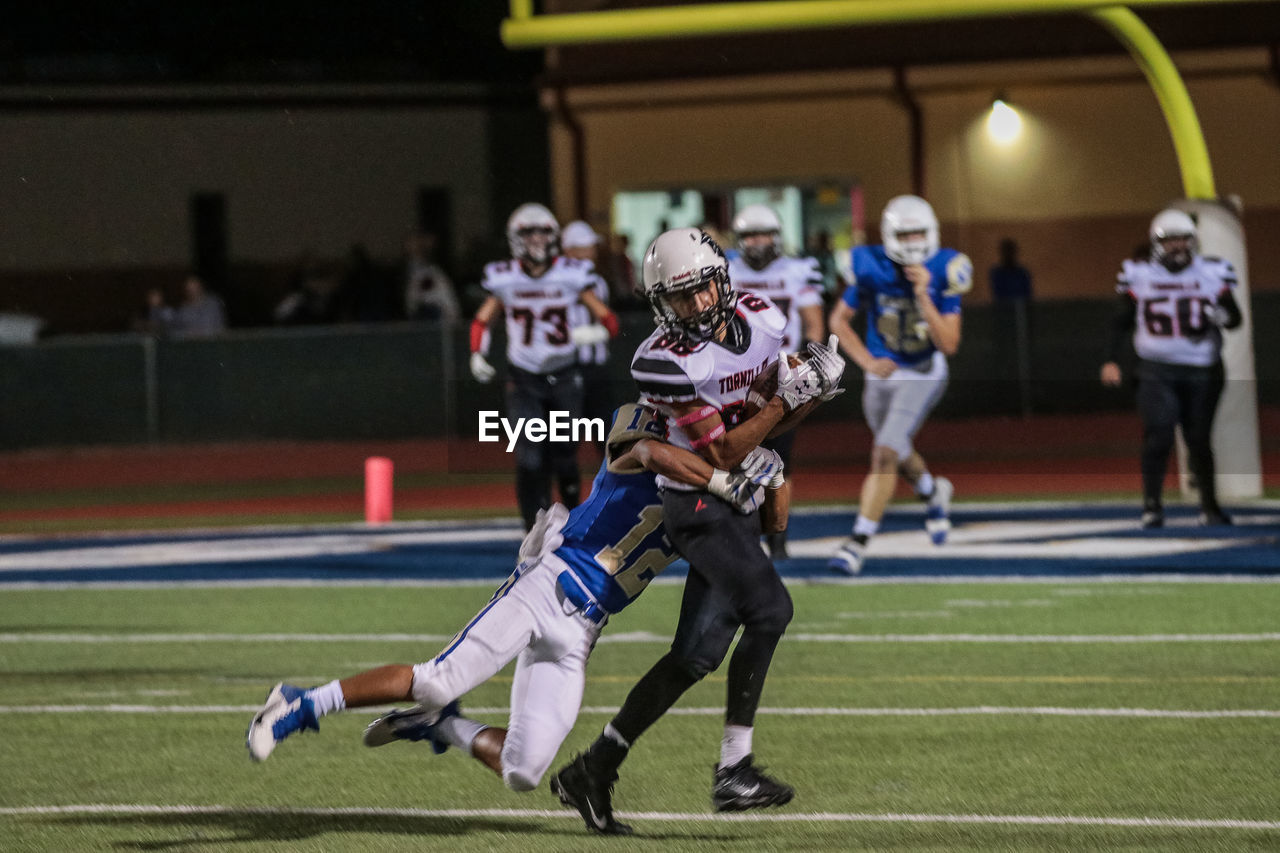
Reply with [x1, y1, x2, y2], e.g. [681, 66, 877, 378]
[827, 195, 972, 575]
[246, 403, 783, 828]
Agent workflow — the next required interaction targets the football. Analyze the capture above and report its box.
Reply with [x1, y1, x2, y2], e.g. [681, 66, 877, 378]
[743, 352, 806, 418]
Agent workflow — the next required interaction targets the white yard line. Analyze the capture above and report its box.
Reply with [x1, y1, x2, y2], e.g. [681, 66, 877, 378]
[1, 704, 1276, 719]
[3, 631, 1279, 644]
[0, 803, 1275, 831]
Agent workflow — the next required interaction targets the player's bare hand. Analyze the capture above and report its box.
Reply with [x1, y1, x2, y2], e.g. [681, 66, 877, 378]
[1100, 362, 1122, 387]
[865, 358, 897, 379]
[904, 264, 931, 298]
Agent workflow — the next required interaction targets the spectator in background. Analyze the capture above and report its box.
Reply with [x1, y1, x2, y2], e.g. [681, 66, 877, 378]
[403, 228, 460, 323]
[562, 221, 615, 450]
[989, 238, 1033, 304]
[989, 238, 1035, 413]
[807, 229, 847, 302]
[147, 274, 227, 337]
[334, 243, 396, 323]
[606, 233, 639, 308]
[275, 253, 337, 325]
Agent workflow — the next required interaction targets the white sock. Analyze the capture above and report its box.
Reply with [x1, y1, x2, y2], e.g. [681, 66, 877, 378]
[915, 471, 935, 499]
[720, 724, 753, 769]
[603, 722, 631, 749]
[305, 680, 345, 718]
[436, 715, 488, 752]
[853, 515, 880, 538]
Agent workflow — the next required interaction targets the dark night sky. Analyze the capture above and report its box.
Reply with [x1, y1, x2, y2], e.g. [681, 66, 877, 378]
[3, 2, 541, 85]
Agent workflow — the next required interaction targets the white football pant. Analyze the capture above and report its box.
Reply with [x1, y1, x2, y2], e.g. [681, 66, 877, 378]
[410, 550, 601, 792]
[863, 349, 949, 458]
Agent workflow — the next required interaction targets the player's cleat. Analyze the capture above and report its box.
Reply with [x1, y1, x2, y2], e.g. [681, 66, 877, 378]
[362, 700, 459, 754]
[711, 754, 795, 812]
[550, 753, 633, 836]
[828, 536, 867, 576]
[1198, 508, 1233, 527]
[925, 476, 954, 545]
[246, 682, 318, 762]
[1140, 509, 1164, 529]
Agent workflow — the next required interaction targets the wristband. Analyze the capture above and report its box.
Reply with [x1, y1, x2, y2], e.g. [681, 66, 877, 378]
[601, 311, 620, 338]
[469, 318, 489, 354]
[688, 423, 725, 450]
[675, 405, 718, 428]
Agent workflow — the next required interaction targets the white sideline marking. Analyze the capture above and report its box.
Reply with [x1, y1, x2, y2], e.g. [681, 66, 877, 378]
[3, 631, 1279, 644]
[0, 529, 526, 572]
[3, 574, 1280, 590]
[2, 704, 1277, 719]
[0, 804, 1275, 831]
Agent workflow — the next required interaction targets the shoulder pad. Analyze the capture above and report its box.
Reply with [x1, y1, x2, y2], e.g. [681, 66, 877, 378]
[943, 252, 973, 296]
[605, 404, 666, 474]
[737, 292, 787, 338]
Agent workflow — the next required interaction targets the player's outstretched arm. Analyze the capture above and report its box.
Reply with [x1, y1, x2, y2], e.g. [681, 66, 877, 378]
[469, 296, 503, 383]
[830, 301, 894, 377]
[669, 397, 787, 471]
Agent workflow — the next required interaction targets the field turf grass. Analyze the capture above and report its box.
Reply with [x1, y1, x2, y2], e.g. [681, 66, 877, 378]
[2, 580, 1278, 851]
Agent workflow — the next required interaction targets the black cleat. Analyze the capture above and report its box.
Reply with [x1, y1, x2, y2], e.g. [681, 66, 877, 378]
[1198, 508, 1233, 527]
[1140, 509, 1164, 529]
[711, 754, 795, 812]
[550, 753, 633, 836]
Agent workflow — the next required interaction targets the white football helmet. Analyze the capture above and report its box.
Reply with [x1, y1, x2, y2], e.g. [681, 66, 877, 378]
[1149, 208, 1198, 271]
[506, 203, 560, 265]
[641, 227, 736, 342]
[732, 204, 782, 269]
[881, 195, 939, 265]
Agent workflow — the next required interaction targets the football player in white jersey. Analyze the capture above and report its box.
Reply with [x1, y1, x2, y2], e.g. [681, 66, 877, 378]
[729, 204, 826, 558]
[552, 228, 844, 825]
[469, 203, 620, 530]
[246, 404, 785, 821]
[1101, 208, 1242, 527]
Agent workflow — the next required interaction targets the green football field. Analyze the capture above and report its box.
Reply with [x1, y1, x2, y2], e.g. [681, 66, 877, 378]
[2, 580, 1278, 851]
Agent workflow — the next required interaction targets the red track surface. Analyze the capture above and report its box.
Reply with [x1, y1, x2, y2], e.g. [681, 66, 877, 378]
[2, 410, 1275, 523]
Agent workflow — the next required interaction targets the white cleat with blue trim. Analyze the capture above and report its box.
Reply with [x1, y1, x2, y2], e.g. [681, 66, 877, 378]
[246, 682, 318, 762]
[925, 477, 954, 545]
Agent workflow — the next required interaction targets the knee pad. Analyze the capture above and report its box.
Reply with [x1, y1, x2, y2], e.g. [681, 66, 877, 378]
[408, 663, 451, 712]
[741, 580, 793, 635]
[503, 767, 540, 793]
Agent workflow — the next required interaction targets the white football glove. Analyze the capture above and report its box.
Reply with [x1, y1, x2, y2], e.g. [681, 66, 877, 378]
[805, 333, 847, 396]
[569, 324, 610, 346]
[470, 352, 496, 384]
[739, 446, 786, 490]
[1204, 303, 1232, 327]
[774, 357, 824, 411]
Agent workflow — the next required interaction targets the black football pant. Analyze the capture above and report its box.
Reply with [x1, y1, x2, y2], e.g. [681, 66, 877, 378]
[609, 489, 793, 745]
[761, 430, 796, 550]
[1135, 359, 1225, 511]
[506, 365, 584, 530]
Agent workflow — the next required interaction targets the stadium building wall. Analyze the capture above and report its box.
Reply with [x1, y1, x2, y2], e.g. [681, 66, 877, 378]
[546, 48, 1280, 304]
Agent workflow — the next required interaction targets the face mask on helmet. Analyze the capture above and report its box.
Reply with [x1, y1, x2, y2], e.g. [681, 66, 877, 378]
[506, 203, 561, 266]
[881, 195, 940, 266]
[732, 204, 782, 270]
[1149, 209, 1198, 272]
[642, 228, 737, 343]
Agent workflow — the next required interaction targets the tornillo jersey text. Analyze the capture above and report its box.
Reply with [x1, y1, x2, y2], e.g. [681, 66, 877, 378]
[718, 357, 771, 395]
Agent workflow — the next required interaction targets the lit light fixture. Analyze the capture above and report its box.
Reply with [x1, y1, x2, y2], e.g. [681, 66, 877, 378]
[987, 96, 1022, 145]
